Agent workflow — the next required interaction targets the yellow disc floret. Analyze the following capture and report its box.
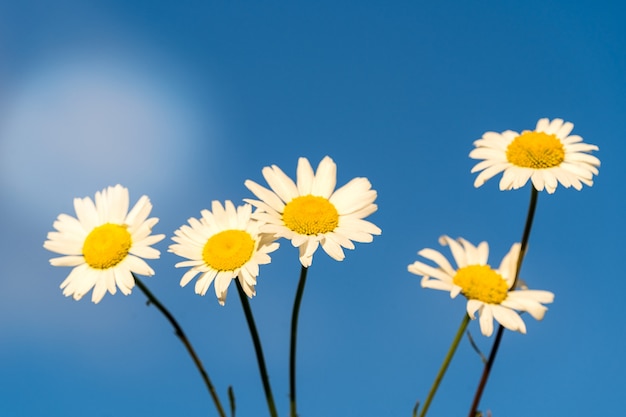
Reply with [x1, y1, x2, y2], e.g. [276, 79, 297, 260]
[202, 230, 255, 271]
[506, 131, 565, 169]
[282, 195, 339, 235]
[453, 265, 508, 304]
[83, 223, 132, 269]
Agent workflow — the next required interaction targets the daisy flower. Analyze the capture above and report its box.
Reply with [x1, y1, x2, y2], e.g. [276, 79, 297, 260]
[44, 185, 165, 304]
[408, 236, 554, 336]
[169, 201, 279, 305]
[470, 118, 600, 194]
[244, 156, 381, 268]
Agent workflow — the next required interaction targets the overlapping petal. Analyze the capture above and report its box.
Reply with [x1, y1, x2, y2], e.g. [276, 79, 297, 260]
[245, 156, 381, 267]
[408, 236, 554, 336]
[44, 185, 165, 303]
[470, 118, 600, 193]
[169, 201, 279, 305]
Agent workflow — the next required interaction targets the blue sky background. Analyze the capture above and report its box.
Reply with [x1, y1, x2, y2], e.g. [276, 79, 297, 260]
[0, 1, 624, 416]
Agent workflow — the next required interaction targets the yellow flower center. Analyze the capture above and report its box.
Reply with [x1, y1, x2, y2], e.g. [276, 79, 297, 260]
[82, 223, 132, 269]
[506, 131, 565, 169]
[202, 230, 255, 271]
[282, 195, 339, 235]
[453, 265, 508, 304]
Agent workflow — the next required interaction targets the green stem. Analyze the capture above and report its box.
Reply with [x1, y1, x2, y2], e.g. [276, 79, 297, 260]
[289, 266, 309, 417]
[417, 314, 471, 417]
[234, 279, 278, 417]
[228, 386, 236, 417]
[513, 187, 538, 287]
[133, 274, 227, 417]
[467, 187, 539, 417]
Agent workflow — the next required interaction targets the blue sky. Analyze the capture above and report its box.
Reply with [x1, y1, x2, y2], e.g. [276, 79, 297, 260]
[0, 1, 624, 416]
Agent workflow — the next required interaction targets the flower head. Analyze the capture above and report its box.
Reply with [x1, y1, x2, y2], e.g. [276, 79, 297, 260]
[44, 185, 165, 303]
[169, 201, 279, 305]
[408, 236, 554, 336]
[470, 118, 600, 193]
[244, 156, 381, 267]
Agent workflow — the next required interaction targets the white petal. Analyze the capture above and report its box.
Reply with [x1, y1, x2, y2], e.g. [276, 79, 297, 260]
[108, 185, 130, 224]
[420, 277, 455, 292]
[91, 276, 109, 304]
[245, 180, 286, 212]
[74, 196, 99, 231]
[535, 118, 550, 132]
[478, 305, 494, 336]
[263, 165, 299, 203]
[474, 164, 508, 188]
[214, 272, 234, 304]
[491, 305, 526, 334]
[466, 299, 483, 319]
[440, 236, 468, 269]
[180, 268, 204, 287]
[298, 241, 318, 267]
[44, 240, 83, 256]
[408, 261, 454, 283]
[556, 121, 574, 138]
[50, 256, 85, 267]
[126, 195, 153, 230]
[415, 248, 455, 276]
[130, 245, 161, 259]
[114, 268, 135, 295]
[296, 157, 315, 194]
[195, 271, 216, 295]
[330, 178, 376, 214]
[530, 171, 547, 192]
[321, 237, 346, 261]
[124, 255, 155, 276]
[311, 156, 337, 198]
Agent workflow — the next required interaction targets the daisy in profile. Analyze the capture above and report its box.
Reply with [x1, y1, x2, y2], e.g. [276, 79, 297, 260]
[408, 236, 554, 336]
[44, 185, 165, 303]
[169, 200, 279, 305]
[470, 118, 600, 194]
[244, 156, 381, 268]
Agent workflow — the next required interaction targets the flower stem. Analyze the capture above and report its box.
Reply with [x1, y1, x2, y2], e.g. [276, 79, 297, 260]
[133, 274, 227, 417]
[513, 187, 539, 287]
[289, 265, 309, 417]
[234, 279, 279, 417]
[467, 187, 539, 417]
[418, 314, 471, 417]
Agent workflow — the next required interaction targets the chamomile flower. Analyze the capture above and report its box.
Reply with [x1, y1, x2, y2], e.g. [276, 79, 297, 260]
[408, 236, 554, 336]
[169, 201, 279, 305]
[470, 118, 600, 194]
[244, 156, 381, 268]
[44, 185, 165, 304]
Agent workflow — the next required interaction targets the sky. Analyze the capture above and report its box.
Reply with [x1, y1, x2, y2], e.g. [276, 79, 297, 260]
[0, 1, 624, 416]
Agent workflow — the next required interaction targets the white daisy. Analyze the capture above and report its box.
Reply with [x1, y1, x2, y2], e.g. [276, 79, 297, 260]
[44, 185, 165, 304]
[408, 236, 554, 336]
[169, 201, 279, 305]
[244, 156, 381, 268]
[470, 118, 600, 194]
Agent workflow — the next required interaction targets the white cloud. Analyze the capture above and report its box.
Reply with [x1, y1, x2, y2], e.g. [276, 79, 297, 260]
[0, 49, 216, 344]
[0, 51, 206, 212]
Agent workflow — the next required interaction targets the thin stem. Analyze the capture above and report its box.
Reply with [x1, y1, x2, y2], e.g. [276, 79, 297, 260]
[418, 314, 471, 417]
[234, 279, 279, 417]
[228, 386, 236, 417]
[466, 325, 504, 417]
[289, 266, 309, 417]
[513, 187, 538, 287]
[133, 274, 227, 417]
[467, 187, 539, 417]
